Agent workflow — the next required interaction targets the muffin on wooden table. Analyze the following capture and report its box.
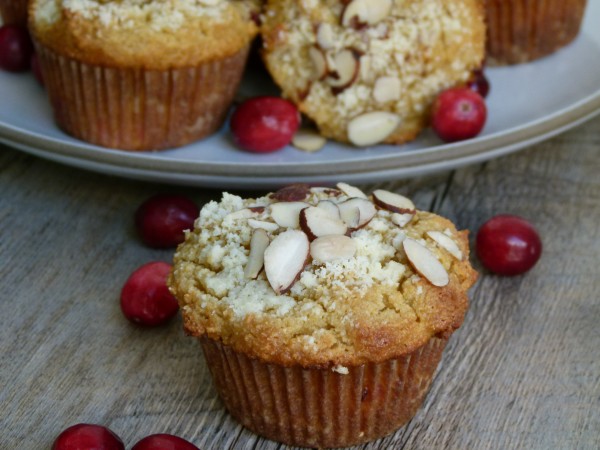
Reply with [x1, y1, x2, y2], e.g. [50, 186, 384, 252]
[485, 0, 589, 65]
[260, 0, 486, 147]
[28, 0, 258, 151]
[169, 183, 478, 448]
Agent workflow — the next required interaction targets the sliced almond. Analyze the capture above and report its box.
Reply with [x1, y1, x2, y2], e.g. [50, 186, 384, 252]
[264, 230, 309, 294]
[359, 55, 374, 83]
[310, 187, 342, 197]
[299, 206, 348, 241]
[270, 184, 311, 202]
[347, 111, 401, 147]
[373, 76, 401, 103]
[338, 197, 376, 229]
[403, 238, 449, 287]
[248, 219, 279, 232]
[310, 235, 357, 263]
[270, 202, 310, 228]
[391, 212, 414, 228]
[372, 189, 415, 213]
[292, 129, 327, 152]
[224, 208, 254, 221]
[244, 229, 270, 279]
[248, 206, 266, 213]
[336, 182, 368, 199]
[316, 23, 336, 50]
[427, 231, 463, 260]
[341, 0, 392, 28]
[316, 200, 341, 219]
[370, 22, 389, 39]
[326, 49, 360, 90]
[309, 46, 328, 81]
[338, 205, 360, 229]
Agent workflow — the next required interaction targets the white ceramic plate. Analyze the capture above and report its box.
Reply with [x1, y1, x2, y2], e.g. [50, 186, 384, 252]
[1, 4, 599, 189]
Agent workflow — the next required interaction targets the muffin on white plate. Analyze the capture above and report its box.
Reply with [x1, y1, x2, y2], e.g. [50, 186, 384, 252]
[260, 0, 485, 147]
[28, 0, 259, 150]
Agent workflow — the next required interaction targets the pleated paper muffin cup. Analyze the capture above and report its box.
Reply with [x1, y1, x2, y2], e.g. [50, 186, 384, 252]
[200, 335, 448, 448]
[0, 0, 28, 26]
[485, 0, 588, 65]
[33, 43, 250, 151]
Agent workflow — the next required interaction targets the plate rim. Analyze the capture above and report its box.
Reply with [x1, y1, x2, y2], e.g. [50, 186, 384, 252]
[1, 87, 599, 178]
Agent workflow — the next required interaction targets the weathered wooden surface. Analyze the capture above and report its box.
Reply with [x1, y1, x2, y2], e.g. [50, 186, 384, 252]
[1, 116, 599, 450]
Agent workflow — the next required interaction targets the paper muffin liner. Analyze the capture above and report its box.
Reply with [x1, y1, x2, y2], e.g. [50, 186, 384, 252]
[485, 0, 588, 65]
[200, 335, 448, 448]
[33, 44, 250, 151]
[0, 0, 28, 26]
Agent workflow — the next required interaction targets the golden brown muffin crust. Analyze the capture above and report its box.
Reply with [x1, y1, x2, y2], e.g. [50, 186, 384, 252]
[169, 187, 477, 368]
[28, 0, 258, 69]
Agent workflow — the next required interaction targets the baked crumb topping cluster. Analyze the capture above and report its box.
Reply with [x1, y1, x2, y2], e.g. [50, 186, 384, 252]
[173, 183, 464, 319]
[35, 0, 234, 30]
[170, 183, 477, 366]
[30, 0, 259, 67]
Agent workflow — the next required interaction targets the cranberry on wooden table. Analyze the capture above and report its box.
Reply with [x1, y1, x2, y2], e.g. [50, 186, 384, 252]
[52, 423, 124, 450]
[120, 261, 179, 326]
[476, 215, 543, 276]
[0, 24, 33, 72]
[431, 87, 487, 143]
[135, 194, 198, 248]
[132, 434, 199, 450]
[230, 96, 300, 153]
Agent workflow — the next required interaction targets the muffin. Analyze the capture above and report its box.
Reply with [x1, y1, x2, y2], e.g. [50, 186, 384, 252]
[169, 183, 478, 448]
[485, 0, 588, 65]
[260, 0, 486, 147]
[27, 0, 258, 151]
[0, 0, 28, 25]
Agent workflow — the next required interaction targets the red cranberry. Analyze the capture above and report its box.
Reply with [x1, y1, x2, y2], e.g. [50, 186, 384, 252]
[135, 194, 198, 248]
[431, 87, 487, 143]
[31, 52, 44, 85]
[52, 423, 125, 450]
[476, 215, 542, 276]
[467, 69, 490, 98]
[0, 24, 33, 72]
[230, 96, 300, 153]
[132, 434, 199, 450]
[120, 261, 179, 326]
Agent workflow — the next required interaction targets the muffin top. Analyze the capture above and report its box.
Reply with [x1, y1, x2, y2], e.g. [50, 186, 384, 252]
[28, 0, 259, 69]
[260, 0, 485, 145]
[170, 184, 477, 369]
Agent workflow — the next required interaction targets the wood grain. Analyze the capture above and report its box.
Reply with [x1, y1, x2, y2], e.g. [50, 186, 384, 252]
[1, 115, 599, 449]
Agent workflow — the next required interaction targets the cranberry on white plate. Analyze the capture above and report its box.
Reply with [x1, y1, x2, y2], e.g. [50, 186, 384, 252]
[230, 96, 300, 153]
[431, 86, 487, 143]
[467, 68, 490, 98]
[0, 24, 33, 72]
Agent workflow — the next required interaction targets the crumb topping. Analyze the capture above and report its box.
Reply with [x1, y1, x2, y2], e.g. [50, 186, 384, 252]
[170, 185, 478, 367]
[35, 0, 234, 30]
[29, 0, 258, 68]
